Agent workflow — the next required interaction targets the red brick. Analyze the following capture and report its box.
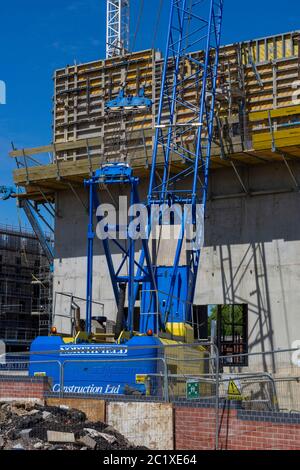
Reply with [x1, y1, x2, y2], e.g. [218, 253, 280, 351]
[174, 405, 300, 451]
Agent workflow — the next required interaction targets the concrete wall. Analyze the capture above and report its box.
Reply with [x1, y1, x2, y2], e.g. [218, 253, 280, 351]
[107, 402, 174, 450]
[53, 161, 300, 354]
[53, 186, 134, 334]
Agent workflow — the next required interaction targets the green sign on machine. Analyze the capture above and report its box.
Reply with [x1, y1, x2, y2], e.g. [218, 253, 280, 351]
[186, 379, 200, 399]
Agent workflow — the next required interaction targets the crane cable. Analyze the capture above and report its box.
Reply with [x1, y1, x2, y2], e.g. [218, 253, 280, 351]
[122, 0, 163, 279]
[106, 0, 146, 165]
[125, 0, 164, 162]
[122, 0, 145, 90]
[105, 0, 165, 285]
[101, 1, 147, 280]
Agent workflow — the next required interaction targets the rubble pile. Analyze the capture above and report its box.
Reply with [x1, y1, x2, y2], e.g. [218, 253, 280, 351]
[0, 402, 143, 450]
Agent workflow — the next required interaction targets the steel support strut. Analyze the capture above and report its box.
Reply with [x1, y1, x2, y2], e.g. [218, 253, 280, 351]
[84, 165, 157, 335]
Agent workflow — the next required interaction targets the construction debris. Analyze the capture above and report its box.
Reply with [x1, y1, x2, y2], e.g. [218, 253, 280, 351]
[0, 402, 146, 451]
[19, 429, 33, 442]
[78, 435, 97, 450]
[47, 431, 76, 444]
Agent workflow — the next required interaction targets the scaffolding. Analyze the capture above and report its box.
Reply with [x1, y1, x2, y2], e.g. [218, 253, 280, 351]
[10, 30, 300, 205]
[0, 224, 52, 350]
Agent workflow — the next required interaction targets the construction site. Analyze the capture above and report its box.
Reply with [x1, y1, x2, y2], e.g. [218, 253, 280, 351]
[0, 224, 51, 351]
[1, 0, 300, 453]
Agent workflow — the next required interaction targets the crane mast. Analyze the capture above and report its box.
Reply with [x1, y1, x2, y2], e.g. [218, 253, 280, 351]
[106, 0, 130, 58]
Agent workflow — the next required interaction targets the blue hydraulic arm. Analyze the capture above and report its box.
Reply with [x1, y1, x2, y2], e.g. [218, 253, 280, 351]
[21, 200, 54, 266]
[0, 185, 15, 201]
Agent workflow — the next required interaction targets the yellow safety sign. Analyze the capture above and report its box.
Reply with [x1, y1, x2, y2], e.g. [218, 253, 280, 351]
[228, 379, 242, 398]
[136, 374, 148, 384]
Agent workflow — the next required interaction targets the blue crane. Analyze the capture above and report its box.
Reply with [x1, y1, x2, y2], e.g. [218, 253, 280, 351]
[85, 0, 223, 336]
[29, 0, 224, 398]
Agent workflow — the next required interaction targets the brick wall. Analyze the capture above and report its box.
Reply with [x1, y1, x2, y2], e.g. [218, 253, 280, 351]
[0, 376, 50, 402]
[175, 402, 300, 450]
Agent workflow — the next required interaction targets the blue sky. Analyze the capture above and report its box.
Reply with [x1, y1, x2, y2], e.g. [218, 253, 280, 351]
[0, 0, 300, 225]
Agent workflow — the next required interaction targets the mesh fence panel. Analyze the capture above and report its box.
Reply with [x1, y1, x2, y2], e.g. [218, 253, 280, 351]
[1, 347, 300, 406]
[219, 349, 300, 412]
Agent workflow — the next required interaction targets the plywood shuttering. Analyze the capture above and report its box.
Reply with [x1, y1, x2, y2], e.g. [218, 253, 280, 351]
[54, 50, 156, 163]
[53, 31, 300, 163]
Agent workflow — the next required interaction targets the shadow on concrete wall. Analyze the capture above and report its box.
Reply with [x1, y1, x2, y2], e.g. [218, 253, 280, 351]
[219, 243, 277, 372]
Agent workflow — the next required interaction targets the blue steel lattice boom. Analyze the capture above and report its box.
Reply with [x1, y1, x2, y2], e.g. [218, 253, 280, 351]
[0, 185, 54, 266]
[139, 0, 224, 329]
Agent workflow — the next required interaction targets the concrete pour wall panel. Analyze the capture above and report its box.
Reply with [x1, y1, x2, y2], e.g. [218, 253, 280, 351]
[107, 402, 174, 450]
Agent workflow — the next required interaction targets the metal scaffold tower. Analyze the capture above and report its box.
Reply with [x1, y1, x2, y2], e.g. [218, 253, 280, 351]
[106, 0, 130, 58]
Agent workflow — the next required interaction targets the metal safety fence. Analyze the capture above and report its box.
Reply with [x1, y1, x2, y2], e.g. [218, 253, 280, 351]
[0, 343, 215, 450]
[218, 348, 300, 413]
[1, 345, 300, 406]
[0, 345, 300, 449]
[0, 342, 217, 401]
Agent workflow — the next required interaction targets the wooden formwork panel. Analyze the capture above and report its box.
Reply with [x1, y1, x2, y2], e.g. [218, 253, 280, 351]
[46, 397, 106, 423]
[11, 31, 300, 196]
[52, 30, 300, 165]
[54, 49, 157, 164]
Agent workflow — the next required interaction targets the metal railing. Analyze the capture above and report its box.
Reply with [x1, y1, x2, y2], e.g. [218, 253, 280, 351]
[218, 348, 300, 412]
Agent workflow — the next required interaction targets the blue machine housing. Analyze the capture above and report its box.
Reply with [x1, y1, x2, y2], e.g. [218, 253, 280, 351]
[94, 163, 133, 182]
[140, 266, 190, 332]
[29, 335, 163, 397]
